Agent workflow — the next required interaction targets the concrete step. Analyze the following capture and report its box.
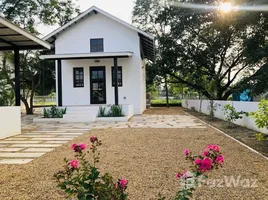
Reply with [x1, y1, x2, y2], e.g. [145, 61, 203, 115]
[66, 110, 98, 114]
[65, 107, 99, 111]
[63, 115, 96, 122]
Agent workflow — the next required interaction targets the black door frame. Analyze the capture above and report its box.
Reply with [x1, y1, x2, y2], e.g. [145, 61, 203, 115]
[90, 66, 106, 104]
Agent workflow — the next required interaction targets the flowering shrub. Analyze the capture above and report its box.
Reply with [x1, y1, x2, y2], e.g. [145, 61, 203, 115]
[158, 144, 224, 200]
[55, 138, 223, 200]
[54, 137, 128, 200]
[175, 144, 224, 200]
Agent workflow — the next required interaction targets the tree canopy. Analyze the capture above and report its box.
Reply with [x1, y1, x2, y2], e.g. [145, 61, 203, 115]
[0, 0, 80, 113]
[133, 0, 268, 100]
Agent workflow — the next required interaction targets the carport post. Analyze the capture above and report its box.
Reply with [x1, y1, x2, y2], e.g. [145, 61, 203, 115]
[14, 48, 20, 106]
[114, 57, 119, 105]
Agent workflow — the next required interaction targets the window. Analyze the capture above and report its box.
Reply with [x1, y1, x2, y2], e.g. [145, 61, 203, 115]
[73, 68, 84, 87]
[111, 66, 122, 87]
[90, 38, 104, 52]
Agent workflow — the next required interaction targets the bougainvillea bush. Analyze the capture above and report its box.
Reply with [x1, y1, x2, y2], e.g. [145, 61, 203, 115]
[55, 136, 224, 200]
[54, 136, 128, 200]
[160, 144, 224, 200]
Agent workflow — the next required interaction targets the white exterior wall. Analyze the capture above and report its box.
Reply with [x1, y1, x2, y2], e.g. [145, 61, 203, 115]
[0, 107, 21, 139]
[182, 99, 267, 134]
[54, 13, 145, 114]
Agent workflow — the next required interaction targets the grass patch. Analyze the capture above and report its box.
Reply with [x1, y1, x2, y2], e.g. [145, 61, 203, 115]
[151, 99, 181, 107]
[34, 102, 56, 107]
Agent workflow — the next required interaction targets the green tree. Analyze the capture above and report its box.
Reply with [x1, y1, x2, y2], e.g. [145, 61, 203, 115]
[0, 0, 80, 114]
[133, 0, 268, 100]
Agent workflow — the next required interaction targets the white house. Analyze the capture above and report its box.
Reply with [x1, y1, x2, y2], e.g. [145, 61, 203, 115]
[41, 6, 154, 118]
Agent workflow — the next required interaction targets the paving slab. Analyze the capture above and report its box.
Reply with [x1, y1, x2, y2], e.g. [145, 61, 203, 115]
[15, 135, 57, 138]
[10, 144, 61, 148]
[28, 132, 83, 135]
[0, 159, 33, 164]
[43, 141, 69, 144]
[0, 141, 42, 144]
[5, 138, 30, 141]
[0, 148, 24, 152]
[32, 130, 65, 133]
[0, 152, 45, 158]
[24, 148, 54, 152]
[30, 137, 74, 141]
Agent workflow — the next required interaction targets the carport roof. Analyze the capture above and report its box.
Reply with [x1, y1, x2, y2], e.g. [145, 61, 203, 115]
[0, 16, 51, 51]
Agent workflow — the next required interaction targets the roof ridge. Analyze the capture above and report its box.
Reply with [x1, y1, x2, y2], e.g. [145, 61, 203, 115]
[43, 6, 154, 42]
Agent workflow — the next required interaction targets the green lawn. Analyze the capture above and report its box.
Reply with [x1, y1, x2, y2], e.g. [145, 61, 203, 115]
[33, 102, 56, 107]
[151, 99, 181, 106]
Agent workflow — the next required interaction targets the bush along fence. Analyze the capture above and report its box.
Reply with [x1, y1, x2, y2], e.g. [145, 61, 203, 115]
[55, 136, 224, 200]
[150, 99, 182, 107]
[182, 99, 268, 134]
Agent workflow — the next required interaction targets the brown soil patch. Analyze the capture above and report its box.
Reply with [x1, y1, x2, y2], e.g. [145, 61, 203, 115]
[185, 108, 268, 158]
[143, 107, 185, 115]
[0, 128, 267, 200]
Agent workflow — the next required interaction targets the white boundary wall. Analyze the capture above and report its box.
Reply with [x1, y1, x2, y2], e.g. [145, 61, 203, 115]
[182, 99, 267, 134]
[0, 107, 21, 139]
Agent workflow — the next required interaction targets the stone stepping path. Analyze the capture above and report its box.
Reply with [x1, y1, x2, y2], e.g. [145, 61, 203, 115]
[22, 115, 206, 130]
[0, 131, 85, 165]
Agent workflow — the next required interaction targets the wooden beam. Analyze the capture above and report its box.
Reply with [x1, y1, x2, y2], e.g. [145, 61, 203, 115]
[9, 40, 32, 42]
[0, 37, 17, 47]
[0, 33, 21, 36]
[0, 45, 47, 51]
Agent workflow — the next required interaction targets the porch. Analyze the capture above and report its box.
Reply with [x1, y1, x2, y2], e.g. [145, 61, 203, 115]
[40, 52, 133, 107]
[33, 104, 134, 123]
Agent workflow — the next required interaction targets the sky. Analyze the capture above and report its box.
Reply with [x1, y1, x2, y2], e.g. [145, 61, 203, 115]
[39, 0, 135, 37]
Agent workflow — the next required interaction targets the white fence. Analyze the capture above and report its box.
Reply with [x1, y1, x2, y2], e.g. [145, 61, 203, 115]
[182, 99, 267, 134]
[0, 107, 21, 139]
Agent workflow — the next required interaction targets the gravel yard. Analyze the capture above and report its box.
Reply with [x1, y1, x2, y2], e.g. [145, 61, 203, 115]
[0, 125, 268, 199]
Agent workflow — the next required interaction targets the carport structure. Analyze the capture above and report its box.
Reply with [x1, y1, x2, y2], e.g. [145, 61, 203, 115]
[0, 16, 51, 106]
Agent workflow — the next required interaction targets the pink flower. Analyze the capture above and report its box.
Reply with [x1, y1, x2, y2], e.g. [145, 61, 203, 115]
[215, 155, 224, 165]
[194, 158, 202, 165]
[206, 144, 213, 149]
[211, 145, 220, 152]
[90, 136, 98, 143]
[118, 179, 128, 189]
[202, 151, 208, 157]
[183, 149, 190, 155]
[199, 157, 212, 172]
[69, 159, 79, 169]
[176, 173, 183, 179]
[71, 143, 77, 150]
[206, 144, 220, 152]
[80, 143, 86, 150]
[181, 171, 191, 179]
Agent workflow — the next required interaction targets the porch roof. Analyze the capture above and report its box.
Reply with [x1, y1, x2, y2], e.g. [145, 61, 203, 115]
[40, 51, 133, 60]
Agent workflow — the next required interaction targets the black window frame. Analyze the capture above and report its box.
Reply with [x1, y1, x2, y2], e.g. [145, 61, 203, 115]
[90, 38, 104, 52]
[73, 67, 84, 88]
[111, 66, 123, 87]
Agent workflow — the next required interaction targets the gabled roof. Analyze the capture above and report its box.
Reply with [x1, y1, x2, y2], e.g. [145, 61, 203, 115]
[43, 6, 154, 61]
[0, 16, 51, 51]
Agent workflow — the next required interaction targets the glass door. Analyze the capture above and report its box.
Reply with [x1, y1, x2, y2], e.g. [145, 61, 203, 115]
[90, 67, 106, 104]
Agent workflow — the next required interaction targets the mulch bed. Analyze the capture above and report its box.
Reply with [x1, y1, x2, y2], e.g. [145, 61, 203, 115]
[184, 108, 268, 157]
[0, 126, 268, 199]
